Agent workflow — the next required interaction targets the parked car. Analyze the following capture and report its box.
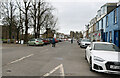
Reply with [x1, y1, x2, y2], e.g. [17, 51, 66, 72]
[42, 38, 50, 45]
[85, 42, 120, 74]
[55, 38, 59, 43]
[48, 38, 53, 43]
[59, 39, 62, 42]
[77, 38, 82, 45]
[27, 38, 44, 46]
[80, 39, 91, 48]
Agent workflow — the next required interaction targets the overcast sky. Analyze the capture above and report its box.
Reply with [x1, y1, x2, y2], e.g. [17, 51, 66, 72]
[46, 0, 119, 34]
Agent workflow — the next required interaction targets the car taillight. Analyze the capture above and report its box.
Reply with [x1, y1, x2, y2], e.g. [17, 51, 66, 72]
[36, 41, 39, 42]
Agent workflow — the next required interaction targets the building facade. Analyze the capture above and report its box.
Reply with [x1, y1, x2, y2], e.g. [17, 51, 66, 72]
[85, 2, 120, 47]
[105, 5, 120, 47]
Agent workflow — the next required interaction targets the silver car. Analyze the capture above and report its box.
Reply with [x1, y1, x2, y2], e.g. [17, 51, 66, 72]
[28, 38, 44, 46]
[80, 39, 91, 48]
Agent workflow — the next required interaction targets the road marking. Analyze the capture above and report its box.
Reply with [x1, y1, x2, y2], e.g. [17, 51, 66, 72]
[5, 54, 34, 66]
[43, 64, 65, 77]
[3, 49, 49, 66]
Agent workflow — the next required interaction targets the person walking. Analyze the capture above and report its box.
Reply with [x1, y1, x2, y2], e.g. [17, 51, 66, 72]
[71, 38, 73, 44]
[52, 38, 56, 47]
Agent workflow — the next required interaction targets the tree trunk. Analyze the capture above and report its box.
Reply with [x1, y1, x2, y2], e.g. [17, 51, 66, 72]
[37, 1, 40, 38]
[24, 2, 28, 43]
[17, 29, 19, 41]
[33, 2, 37, 38]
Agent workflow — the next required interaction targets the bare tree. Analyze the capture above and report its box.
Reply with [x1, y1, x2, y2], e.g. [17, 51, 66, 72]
[16, 2, 25, 41]
[36, 0, 54, 38]
[0, 1, 17, 39]
[16, 0, 31, 43]
[29, 0, 37, 38]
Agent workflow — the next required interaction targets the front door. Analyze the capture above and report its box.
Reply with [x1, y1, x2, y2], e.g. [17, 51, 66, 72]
[114, 31, 119, 47]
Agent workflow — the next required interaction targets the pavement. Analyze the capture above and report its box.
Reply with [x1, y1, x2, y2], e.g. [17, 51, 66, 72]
[2, 41, 120, 77]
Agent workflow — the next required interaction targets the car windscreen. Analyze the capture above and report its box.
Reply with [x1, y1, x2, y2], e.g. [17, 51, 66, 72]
[37, 39, 43, 41]
[81, 39, 90, 42]
[30, 39, 35, 41]
[94, 43, 120, 52]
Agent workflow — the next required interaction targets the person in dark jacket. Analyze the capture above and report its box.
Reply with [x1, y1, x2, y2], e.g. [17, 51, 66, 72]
[52, 38, 56, 47]
[71, 39, 73, 44]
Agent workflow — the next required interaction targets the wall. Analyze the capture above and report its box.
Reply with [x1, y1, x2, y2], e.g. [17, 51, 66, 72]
[105, 6, 120, 47]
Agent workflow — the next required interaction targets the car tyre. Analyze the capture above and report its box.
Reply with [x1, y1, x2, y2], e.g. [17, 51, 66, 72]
[34, 43, 36, 46]
[90, 58, 93, 71]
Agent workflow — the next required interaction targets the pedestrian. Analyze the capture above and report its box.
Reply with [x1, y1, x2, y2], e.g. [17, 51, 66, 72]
[71, 39, 73, 44]
[52, 38, 56, 47]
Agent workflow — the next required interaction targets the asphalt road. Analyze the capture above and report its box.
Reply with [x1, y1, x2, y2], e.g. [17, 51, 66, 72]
[2, 41, 119, 77]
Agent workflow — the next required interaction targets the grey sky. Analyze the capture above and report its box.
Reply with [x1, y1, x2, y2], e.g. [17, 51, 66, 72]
[46, 0, 119, 34]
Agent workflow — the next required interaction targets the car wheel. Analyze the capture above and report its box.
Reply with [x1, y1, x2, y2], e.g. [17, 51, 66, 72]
[34, 43, 36, 46]
[90, 58, 93, 71]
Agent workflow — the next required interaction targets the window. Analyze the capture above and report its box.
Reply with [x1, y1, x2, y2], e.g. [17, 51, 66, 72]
[30, 39, 35, 41]
[101, 19, 103, 29]
[106, 16, 108, 27]
[97, 22, 99, 30]
[114, 9, 117, 24]
[109, 31, 112, 43]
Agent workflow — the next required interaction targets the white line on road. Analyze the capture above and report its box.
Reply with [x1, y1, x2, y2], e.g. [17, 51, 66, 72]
[5, 54, 34, 66]
[43, 64, 65, 77]
[3, 49, 49, 66]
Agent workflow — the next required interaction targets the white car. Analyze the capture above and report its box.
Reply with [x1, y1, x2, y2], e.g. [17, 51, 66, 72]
[80, 39, 91, 48]
[85, 42, 120, 74]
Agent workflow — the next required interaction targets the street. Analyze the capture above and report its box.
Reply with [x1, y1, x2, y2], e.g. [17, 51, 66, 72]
[2, 42, 118, 77]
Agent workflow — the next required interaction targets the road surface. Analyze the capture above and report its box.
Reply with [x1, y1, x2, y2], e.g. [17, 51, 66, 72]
[2, 42, 119, 77]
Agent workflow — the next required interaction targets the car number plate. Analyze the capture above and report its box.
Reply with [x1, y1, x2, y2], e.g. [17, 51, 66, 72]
[110, 65, 120, 69]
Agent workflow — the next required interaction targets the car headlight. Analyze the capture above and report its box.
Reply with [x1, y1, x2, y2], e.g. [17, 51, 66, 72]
[94, 56, 105, 62]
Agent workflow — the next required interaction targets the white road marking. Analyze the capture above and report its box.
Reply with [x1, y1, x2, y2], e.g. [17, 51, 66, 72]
[43, 64, 65, 77]
[60, 64, 65, 77]
[4, 49, 49, 66]
[6, 54, 34, 65]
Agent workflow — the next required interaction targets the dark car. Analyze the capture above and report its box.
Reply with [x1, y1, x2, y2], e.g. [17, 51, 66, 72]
[77, 38, 82, 45]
